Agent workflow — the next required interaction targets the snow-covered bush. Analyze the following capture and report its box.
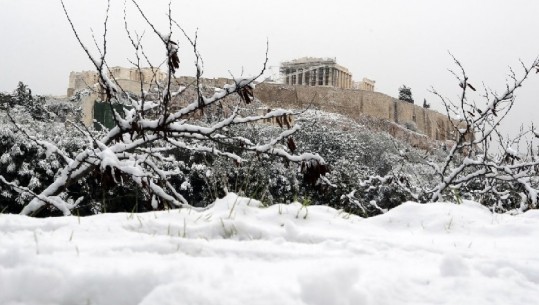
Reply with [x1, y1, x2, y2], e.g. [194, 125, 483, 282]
[2, 3, 537, 217]
[403, 121, 418, 132]
[0, 1, 326, 216]
[0, 100, 87, 215]
[173, 110, 438, 216]
[426, 55, 539, 213]
[290, 111, 435, 215]
[0, 89, 440, 217]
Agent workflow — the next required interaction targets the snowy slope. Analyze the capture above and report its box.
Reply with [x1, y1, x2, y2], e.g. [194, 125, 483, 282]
[1, 194, 539, 305]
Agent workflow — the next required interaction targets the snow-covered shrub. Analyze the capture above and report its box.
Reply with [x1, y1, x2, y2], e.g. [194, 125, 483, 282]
[403, 121, 418, 132]
[426, 55, 539, 213]
[0, 3, 326, 216]
[175, 110, 438, 216]
[0, 106, 82, 215]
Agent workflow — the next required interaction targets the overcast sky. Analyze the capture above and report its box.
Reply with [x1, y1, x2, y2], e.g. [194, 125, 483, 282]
[1, 0, 538, 136]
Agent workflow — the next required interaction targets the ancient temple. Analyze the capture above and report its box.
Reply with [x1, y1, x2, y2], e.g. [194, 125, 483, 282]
[280, 57, 354, 89]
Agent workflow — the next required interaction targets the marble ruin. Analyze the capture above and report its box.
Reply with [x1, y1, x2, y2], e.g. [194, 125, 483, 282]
[280, 57, 357, 90]
[355, 77, 376, 91]
[67, 67, 167, 98]
[66, 63, 460, 146]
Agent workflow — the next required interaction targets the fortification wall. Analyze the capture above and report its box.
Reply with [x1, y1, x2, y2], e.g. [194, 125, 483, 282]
[115, 79, 151, 94]
[254, 83, 456, 141]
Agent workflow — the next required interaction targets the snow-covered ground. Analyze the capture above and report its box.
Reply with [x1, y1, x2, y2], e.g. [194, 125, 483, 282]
[1, 194, 539, 305]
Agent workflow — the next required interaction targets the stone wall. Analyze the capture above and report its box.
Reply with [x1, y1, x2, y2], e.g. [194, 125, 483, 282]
[254, 83, 457, 141]
[66, 68, 460, 142]
[67, 67, 167, 98]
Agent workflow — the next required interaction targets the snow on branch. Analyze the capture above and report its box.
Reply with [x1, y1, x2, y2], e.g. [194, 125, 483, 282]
[8, 2, 327, 216]
[428, 55, 539, 209]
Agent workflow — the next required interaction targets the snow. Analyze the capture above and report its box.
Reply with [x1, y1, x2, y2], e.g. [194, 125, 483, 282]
[1, 194, 539, 305]
[505, 145, 520, 158]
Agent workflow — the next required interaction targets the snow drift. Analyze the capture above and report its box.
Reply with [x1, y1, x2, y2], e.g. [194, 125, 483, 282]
[1, 194, 538, 305]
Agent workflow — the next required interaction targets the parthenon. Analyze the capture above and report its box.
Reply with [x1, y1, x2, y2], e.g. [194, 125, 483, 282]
[280, 57, 354, 89]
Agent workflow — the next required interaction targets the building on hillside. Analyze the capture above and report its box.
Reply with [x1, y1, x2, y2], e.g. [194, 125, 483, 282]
[67, 67, 168, 98]
[67, 67, 167, 128]
[253, 82, 473, 145]
[280, 57, 375, 92]
[280, 57, 354, 89]
[67, 67, 243, 128]
[67, 71, 99, 98]
[355, 78, 376, 91]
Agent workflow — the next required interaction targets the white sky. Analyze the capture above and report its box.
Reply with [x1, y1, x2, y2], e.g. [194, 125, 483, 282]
[1, 0, 538, 136]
